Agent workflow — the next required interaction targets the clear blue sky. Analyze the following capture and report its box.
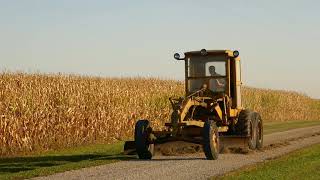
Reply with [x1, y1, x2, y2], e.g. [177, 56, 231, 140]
[1, 0, 319, 98]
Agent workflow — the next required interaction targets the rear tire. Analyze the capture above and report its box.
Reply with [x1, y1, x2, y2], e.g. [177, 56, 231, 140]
[135, 120, 154, 159]
[235, 110, 257, 150]
[255, 113, 263, 150]
[203, 120, 219, 160]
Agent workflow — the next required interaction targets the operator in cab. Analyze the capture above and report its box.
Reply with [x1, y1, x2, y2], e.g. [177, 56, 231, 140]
[208, 66, 225, 92]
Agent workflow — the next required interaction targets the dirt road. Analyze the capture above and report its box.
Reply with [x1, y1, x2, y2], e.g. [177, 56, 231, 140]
[34, 125, 320, 180]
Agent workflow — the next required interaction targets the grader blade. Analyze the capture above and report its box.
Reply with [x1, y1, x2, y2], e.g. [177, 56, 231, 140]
[219, 136, 249, 152]
[123, 136, 250, 155]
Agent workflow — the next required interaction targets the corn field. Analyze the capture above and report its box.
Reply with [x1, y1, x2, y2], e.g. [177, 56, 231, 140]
[0, 72, 319, 156]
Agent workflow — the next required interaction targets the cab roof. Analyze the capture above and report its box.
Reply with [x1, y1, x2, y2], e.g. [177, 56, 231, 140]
[184, 50, 238, 58]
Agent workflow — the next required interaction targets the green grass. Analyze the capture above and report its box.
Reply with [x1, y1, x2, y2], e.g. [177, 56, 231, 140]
[221, 143, 320, 180]
[263, 120, 320, 135]
[1, 120, 320, 179]
[0, 142, 133, 180]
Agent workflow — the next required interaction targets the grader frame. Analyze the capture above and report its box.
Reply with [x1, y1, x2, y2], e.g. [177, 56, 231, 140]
[124, 49, 263, 160]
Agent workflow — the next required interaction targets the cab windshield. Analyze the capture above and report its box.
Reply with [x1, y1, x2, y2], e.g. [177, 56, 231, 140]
[187, 55, 227, 94]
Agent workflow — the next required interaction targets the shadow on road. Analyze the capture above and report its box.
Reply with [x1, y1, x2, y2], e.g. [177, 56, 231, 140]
[0, 153, 136, 174]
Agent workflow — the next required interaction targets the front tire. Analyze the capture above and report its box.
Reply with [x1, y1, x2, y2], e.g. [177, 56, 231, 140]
[135, 120, 154, 159]
[203, 120, 219, 160]
[235, 110, 257, 150]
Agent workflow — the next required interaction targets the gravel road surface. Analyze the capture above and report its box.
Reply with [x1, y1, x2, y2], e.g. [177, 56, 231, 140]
[33, 125, 320, 180]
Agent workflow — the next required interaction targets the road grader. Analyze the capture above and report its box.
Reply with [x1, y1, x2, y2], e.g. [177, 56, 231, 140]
[124, 49, 263, 160]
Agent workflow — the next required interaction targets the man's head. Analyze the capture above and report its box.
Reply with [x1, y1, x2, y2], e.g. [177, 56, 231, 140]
[209, 66, 216, 75]
[201, 83, 208, 90]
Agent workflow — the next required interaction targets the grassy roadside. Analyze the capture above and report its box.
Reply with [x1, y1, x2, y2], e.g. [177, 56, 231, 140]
[1, 120, 320, 179]
[221, 143, 320, 180]
[0, 142, 132, 180]
[263, 120, 320, 135]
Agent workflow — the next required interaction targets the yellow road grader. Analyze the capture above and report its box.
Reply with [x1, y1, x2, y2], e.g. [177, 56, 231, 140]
[124, 49, 263, 160]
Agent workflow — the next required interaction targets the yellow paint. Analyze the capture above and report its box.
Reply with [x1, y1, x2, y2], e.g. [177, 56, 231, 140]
[230, 108, 239, 117]
[218, 126, 229, 132]
[214, 105, 223, 120]
[184, 120, 205, 127]
[180, 98, 207, 122]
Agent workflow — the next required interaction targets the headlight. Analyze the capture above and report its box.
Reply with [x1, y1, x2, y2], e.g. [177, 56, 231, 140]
[174, 53, 180, 60]
[200, 49, 207, 56]
[233, 50, 239, 57]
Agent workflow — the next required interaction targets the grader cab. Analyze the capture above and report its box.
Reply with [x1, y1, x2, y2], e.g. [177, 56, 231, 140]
[124, 49, 263, 160]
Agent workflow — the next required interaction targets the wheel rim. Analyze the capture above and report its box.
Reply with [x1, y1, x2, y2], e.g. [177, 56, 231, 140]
[211, 130, 218, 150]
